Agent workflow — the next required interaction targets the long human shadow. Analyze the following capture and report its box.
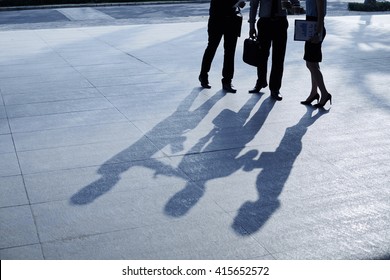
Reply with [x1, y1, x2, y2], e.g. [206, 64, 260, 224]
[70, 88, 224, 205]
[164, 95, 276, 217]
[232, 106, 328, 235]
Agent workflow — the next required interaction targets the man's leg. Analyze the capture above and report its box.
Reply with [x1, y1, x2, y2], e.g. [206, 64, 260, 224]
[256, 19, 272, 88]
[249, 19, 271, 93]
[269, 17, 288, 93]
[200, 29, 223, 81]
[221, 31, 238, 84]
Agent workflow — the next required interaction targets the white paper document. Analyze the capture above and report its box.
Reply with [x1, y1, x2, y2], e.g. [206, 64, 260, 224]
[294, 20, 320, 41]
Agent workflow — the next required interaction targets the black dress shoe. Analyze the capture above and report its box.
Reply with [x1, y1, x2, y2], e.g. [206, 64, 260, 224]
[271, 91, 283, 101]
[248, 81, 267, 94]
[248, 85, 265, 94]
[248, 87, 261, 94]
[222, 82, 237, 93]
[199, 75, 211, 89]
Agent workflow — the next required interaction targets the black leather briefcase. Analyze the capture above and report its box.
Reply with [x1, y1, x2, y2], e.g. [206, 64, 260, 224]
[243, 37, 262, 67]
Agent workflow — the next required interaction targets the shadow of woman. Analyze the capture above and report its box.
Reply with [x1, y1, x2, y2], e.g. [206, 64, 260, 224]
[70, 88, 224, 205]
[164, 95, 277, 217]
[232, 106, 329, 235]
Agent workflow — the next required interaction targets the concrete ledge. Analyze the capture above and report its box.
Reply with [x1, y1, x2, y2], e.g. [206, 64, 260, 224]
[0, 1, 209, 11]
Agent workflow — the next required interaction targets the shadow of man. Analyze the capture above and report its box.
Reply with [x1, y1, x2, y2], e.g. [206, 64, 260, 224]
[232, 106, 328, 235]
[164, 95, 277, 217]
[70, 88, 224, 205]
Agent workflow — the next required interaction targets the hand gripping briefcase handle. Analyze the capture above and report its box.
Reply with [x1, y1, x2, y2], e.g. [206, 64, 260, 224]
[243, 37, 262, 67]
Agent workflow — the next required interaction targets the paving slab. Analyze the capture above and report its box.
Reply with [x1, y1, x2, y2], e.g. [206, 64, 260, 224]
[0, 205, 39, 248]
[0, 2, 389, 260]
[0, 176, 29, 208]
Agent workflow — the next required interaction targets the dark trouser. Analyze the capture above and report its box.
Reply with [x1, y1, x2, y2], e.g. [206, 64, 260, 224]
[256, 17, 288, 91]
[200, 19, 238, 84]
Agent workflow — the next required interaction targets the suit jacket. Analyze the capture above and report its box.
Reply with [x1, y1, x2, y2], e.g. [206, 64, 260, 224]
[209, 0, 239, 19]
[208, 0, 242, 36]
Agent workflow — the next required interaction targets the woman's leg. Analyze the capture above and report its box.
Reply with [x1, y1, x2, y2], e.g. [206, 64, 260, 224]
[306, 61, 330, 101]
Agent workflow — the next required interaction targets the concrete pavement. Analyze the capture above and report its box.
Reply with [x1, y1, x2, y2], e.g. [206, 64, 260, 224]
[0, 2, 389, 259]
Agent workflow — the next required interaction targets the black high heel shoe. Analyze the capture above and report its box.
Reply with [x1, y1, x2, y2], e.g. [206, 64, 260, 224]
[314, 93, 332, 108]
[300, 93, 320, 105]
